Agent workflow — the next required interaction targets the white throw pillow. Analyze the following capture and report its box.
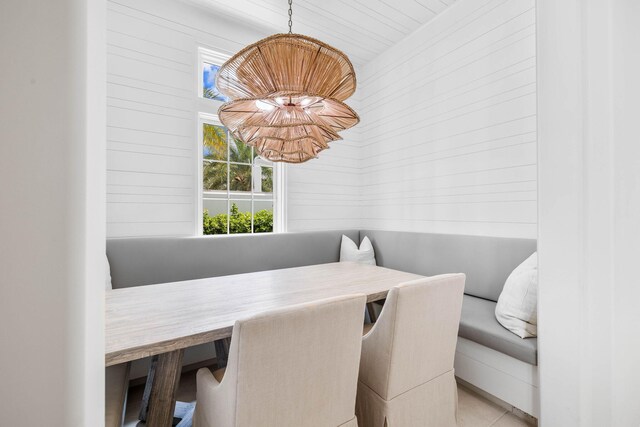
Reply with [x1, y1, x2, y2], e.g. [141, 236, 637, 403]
[340, 235, 376, 266]
[495, 252, 538, 338]
[105, 255, 113, 291]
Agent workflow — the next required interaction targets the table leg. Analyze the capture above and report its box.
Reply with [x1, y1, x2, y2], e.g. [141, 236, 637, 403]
[214, 338, 230, 369]
[138, 355, 158, 422]
[366, 302, 378, 323]
[146, 349, 185, 427]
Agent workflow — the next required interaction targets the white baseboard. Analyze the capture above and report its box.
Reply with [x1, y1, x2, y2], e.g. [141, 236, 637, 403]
[454, 337, 539, 418]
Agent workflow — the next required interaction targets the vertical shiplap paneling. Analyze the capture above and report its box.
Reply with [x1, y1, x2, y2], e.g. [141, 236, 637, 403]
[358, 0, 537, 238]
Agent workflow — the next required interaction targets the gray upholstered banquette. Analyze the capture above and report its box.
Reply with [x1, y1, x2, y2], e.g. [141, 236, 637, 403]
[106, 229, 537, 367]
[360, 230, 535, 302]
[360, 230, 537, 365]
[107, 229, 359, 289]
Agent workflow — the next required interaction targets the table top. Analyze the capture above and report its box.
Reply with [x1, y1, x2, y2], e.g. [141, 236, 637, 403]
[105, 262, 423, 366]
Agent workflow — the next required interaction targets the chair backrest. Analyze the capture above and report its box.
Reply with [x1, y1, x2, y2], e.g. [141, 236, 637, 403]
[359, 274, 465, 400]
[221, 294, 366, 426]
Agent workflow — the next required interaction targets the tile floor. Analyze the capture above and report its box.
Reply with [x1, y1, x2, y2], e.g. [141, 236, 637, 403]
[124, 366, 535, 427]
[457, 385, 534, 427]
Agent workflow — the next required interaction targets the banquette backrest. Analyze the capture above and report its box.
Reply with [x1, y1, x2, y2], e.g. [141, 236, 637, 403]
[107, 229, 359, 289]
[360, 230, 536, 302]
[107, 228, 536, 303]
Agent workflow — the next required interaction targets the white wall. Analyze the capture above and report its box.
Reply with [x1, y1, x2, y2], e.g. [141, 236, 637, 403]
[106, 0, 362, 237]
[611, 2, 640, 422]
[0, 0, 105, 425]
[106, 0, 262, 237]
[537, 0, 640, 425]
[107, 0, 530, 239]
[286, 117, 363, 232]
[358, 0, 536, 238]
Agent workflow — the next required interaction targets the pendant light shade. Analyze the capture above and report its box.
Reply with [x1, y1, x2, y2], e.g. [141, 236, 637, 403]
[215, 25, 359, 163]
[216, 34, 357, 101]
[218, 93, 359, 163]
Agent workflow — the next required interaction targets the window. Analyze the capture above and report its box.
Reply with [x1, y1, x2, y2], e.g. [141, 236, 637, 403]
[202, 62, 228, 102]
[197, 47, 284, 236]
[199, 115, 276, 235]
[198, 48, 230, 102]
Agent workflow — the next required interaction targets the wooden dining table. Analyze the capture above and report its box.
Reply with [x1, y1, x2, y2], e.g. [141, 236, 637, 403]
[105, 261, 423, 427]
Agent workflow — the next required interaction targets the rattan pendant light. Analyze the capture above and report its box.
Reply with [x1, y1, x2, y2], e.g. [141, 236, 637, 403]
[215, 0, 359, 163]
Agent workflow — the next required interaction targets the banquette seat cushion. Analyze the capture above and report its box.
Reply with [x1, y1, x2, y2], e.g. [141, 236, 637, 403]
[459, 295, 537, 364]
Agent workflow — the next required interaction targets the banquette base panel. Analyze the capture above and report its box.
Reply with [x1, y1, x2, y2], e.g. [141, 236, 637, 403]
[455, 337, 539, 418]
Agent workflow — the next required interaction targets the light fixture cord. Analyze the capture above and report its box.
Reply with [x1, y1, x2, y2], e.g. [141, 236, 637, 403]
[288, 0, 293, 33]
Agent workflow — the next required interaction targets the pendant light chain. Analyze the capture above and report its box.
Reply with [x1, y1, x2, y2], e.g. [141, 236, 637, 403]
[288, 0, 293, 33]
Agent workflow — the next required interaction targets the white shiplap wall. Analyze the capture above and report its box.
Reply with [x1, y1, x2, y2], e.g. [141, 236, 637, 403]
[107, 0, 535, 238]
[358, 0, 537, 238]
[106, 0, 257, 237]
[286, 98, 362, 232]
[106, 0, 362, 237]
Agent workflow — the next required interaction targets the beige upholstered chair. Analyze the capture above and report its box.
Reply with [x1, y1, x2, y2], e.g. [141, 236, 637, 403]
[356, 274, 466, 427]
[194, 294, 367, 427]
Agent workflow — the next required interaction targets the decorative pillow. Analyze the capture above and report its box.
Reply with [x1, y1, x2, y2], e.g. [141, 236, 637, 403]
[105, 255, 113, 291]
[495, 252, 538, 338]
[340, 235, 376, 266]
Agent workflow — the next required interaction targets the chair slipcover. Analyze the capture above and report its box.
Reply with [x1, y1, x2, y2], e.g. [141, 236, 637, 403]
[356, 274, 466, 427]
[194, 294, 367, 427]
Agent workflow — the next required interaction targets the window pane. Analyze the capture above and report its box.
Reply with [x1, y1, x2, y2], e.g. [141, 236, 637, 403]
[202, 161, 227, 191]
[259, 166, 273, 193]
[203, 123, 227, 161]
[202, 63, 228, 102]
[203, 199, 228, 235]
[254, 200, 274, 233]
[229, 164, 251, 192]
[229, 201, 251, 234]
[229, 137, 252, 164]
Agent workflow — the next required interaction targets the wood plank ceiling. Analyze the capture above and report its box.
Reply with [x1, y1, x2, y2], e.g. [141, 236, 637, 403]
[183, 0, 457, 67]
